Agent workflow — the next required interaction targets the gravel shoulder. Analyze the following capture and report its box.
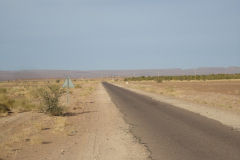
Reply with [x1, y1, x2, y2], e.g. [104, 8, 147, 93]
[113, 83, 240, 131]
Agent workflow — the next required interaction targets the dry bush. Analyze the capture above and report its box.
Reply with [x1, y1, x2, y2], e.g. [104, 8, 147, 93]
[0, 88, 7, 93]
[75, 84, 82, 88]
[0, 88, 13, 114]
[38, 85, 64, 116]
[0, 103, 10, 113]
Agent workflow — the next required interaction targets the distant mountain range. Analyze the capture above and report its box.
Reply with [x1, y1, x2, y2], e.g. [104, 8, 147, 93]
[0, 67, 240, 81]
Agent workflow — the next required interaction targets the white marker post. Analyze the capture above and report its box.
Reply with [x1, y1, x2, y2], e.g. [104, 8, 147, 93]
[62, 76, 75, 104]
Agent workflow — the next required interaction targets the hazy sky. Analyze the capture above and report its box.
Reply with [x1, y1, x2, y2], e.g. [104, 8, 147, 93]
[0, 0, 239, 70]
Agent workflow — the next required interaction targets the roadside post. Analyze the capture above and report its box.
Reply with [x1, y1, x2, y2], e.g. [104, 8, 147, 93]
[62, 76, 75, 104]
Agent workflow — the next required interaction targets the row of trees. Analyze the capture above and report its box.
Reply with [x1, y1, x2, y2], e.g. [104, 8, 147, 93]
[124, 73, 240, 82]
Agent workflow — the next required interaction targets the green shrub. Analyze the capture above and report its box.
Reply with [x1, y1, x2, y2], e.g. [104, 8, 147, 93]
[124, 73, 240, 82]
[56, 79, 60, 83]
[38, 85, 64, 116]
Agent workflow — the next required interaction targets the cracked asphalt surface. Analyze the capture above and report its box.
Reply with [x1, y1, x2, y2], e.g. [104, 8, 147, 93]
[103, 82, 240, 160]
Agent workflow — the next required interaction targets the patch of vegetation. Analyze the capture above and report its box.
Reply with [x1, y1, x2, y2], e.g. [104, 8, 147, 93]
[38, 85, 64, 116]
[75, 84, 82, 88]
[0, 88, 7, 93]
[0, 94, 13, 112]
[0, 82, 41, 114]
[0, 93, 36, 113]
[56, 79, 60, 83]
[13, 98, 36, 112]
[156, 79, 163, 83]
[124, 73, 240, 82]
[0, 103, 11, 113]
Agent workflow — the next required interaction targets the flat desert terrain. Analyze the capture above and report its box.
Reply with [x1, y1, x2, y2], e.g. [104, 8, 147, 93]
[114, 80, 240, 113]
[1, 78, 240, 160]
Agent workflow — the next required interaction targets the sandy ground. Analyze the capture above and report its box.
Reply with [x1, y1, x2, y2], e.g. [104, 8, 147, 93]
[0, 82, 149, 160]
[115, 80, 240, 112]
[113, 81, 240, 131]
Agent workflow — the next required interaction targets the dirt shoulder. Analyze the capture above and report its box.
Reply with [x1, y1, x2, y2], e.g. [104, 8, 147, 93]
[112, 81, 240, 131]
[78, 83, 150, 160]
[0, 82, 149, 160]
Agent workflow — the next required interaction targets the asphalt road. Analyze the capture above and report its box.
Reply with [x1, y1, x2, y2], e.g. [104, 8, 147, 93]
[103, 82, 240, 160]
